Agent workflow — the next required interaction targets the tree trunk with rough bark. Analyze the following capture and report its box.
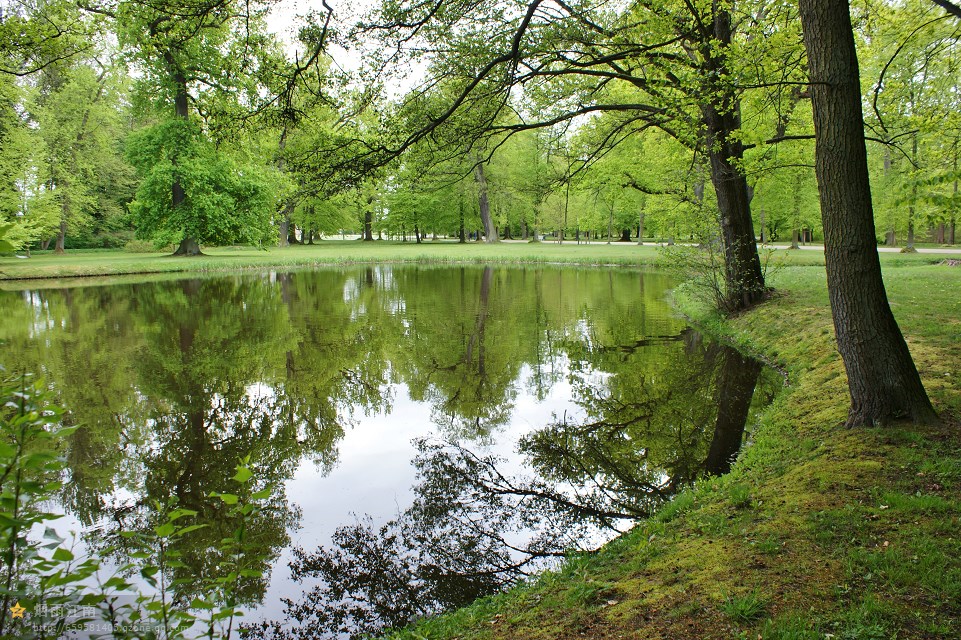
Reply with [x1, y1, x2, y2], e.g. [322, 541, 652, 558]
[55, 219, 66, 254]
[700, 8, 766, 311]
[474, 163, 498, 243]
[799, 0, 937, 426]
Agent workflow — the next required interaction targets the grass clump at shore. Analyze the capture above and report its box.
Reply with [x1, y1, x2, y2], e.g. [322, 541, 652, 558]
[371, 259, 961, 640]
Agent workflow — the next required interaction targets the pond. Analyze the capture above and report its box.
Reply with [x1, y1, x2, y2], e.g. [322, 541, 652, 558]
[0, 265, 778, 639]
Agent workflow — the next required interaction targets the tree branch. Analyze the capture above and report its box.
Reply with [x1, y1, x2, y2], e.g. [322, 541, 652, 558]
[932, 0, 961, 19]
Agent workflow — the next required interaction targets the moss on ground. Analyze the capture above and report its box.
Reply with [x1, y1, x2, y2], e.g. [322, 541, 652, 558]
[378, 261, 961, 640]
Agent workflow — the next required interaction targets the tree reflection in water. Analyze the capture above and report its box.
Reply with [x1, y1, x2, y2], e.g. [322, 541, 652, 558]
[248, 336, 775, 640]
[0, 267, 777, 638]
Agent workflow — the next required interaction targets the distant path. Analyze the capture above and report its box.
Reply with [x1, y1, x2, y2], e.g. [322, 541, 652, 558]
[502, 238, 961, 254]
[765, 243, 961, 255]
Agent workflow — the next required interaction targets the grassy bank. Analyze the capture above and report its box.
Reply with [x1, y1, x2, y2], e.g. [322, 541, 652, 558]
[375, 261, 961, 639]
[0, 240, 948, 282]
[0, 242, 664, 281]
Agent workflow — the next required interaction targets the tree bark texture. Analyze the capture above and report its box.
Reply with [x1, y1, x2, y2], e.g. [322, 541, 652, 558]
[700, 8, 765, 311]
[474, 163, 498, 243]
[799, 0, 937, 426]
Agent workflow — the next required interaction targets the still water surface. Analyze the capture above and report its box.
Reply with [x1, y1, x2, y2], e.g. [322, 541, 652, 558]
[0, 265, 776, 638]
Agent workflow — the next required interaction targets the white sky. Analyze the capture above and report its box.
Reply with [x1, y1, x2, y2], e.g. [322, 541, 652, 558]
[266, 0, 427, 98]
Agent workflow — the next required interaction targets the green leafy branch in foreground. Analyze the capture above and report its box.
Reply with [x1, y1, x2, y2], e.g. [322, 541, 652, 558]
[0, 371, 271, 639]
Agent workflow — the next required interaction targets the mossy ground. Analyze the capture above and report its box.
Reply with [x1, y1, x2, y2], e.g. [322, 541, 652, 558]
[378, 261, 961, 640]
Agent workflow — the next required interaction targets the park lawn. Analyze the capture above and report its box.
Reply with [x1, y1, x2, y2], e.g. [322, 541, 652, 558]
[375, 260, 961, 640]
[0, 241, 664, 280]
[0, 240, 948, 282]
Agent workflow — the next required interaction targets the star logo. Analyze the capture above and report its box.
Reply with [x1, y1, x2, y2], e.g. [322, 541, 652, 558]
[9, 602, 25, 619]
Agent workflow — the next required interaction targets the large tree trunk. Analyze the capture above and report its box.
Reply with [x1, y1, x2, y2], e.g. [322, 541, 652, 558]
[167, 54, 201, 256]
[173, 237, 201, 256]
[799, 0, 937, 426]
[474, 162, 498, 243]
[700, 8, 765, 312]
[55, 219, 66, 254]
[363, 203, 374, 241]
[278, 215, 291, 248]
[637, 206, 645, 246]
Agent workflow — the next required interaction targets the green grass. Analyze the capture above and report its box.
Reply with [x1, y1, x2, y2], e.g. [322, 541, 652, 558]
[1, 239, 952, 282]
[0, 241, 666, 281]
[720, 587, 767, 623]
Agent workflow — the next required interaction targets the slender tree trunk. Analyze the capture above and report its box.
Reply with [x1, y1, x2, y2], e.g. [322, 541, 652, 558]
[700, 8, 765, 311]
[277, 127, 291, 248]
[474, 162, 498, 243]
[884, 147, 897, 246]
[637, 206, 645, 246]
[904, 135, 919, 252]
[952, 157, 958, 244]
[561, 177, 570, 243]
[606, 196, 614, 244]
[799, 0, 937, 426]
[458, 198, 466, 243]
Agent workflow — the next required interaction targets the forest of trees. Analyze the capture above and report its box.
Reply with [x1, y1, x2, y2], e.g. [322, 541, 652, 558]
[0, 0, 958, 257]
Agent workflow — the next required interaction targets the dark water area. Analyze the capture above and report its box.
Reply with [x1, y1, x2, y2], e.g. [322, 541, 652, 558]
[0, 265, 778, 639]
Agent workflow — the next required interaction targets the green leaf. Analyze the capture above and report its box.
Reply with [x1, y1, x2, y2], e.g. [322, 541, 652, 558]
[214, 492, 239, 505]
[232, 466, 253, 483]
[52, 547, 75, 562]
[251, 488, 272, 501]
